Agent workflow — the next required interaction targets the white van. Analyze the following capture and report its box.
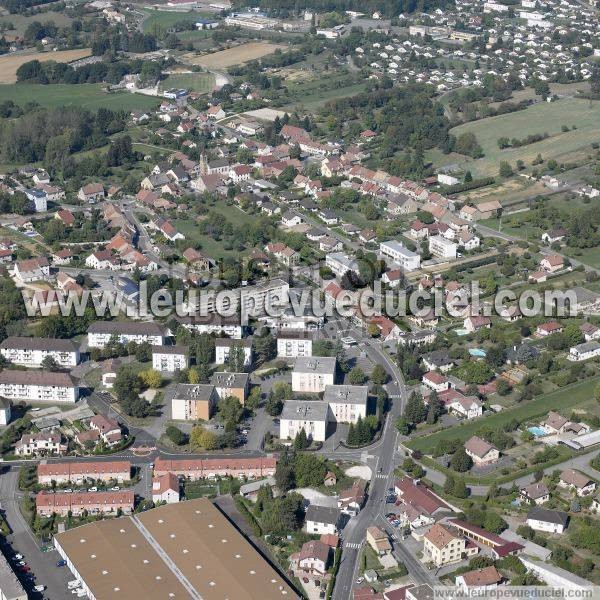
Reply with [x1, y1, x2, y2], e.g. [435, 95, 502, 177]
[68, 580, 80, 589]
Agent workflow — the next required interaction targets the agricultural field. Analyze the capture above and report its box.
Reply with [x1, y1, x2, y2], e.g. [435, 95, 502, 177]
[185, 42, 286, 69]
[142, 8, 214, 35]
[0, 11, 73, 37]
[0, 83, 161, 111]
[406, 376, 600, 453]
[0, 48, 91, 83]
[159, 72, 215, 93]
[449, 97, 600, 177]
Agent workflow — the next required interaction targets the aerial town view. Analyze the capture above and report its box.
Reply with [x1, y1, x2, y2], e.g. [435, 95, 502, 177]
[0, 0, 598, 598]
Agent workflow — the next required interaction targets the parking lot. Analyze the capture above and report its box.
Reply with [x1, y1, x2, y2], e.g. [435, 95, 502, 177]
[0, 468, 73, 600]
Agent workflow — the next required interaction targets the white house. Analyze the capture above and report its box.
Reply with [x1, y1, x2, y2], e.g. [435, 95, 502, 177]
[152, 472, 180, 504]
[448, 395, 483, 420]
[569, 341, 600, 362]
[305, 505, 342, 535]
[214, 338, 253, 367]
[15, 431, 67, 456]
[456, 566, 502, 593]
[0, 337, 80, 368]
[325, 253, 359, 278]
[0, 370, 78, 403]
[429, 235, 457, 260]
[0, 397, 11, 425]
[422, 371, 450, 392]
[380, 240, 421, 271]
[277, 330, 313, 358]
[292, 356, 337, 393]
[152, 345, 188, 372]
[280, 400, 328, 442]
[87, 321, 167, 348]
[526, 507, 568, 534]
[558, 469, 596, 497]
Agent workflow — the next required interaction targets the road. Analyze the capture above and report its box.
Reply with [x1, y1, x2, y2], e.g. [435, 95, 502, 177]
[323, 316, 439, 598]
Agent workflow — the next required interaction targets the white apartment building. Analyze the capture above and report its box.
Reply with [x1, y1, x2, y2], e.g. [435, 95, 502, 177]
[277, 330, 313, 358]
[280, 400, 329, 442]
[87, 321, 167, 348]
[0, 397, 10, 425]
[325, 253, 359, 278]
[379, 240, 421, 271]
[214, 338, 253, 366]
[323, 385, 368, 424]
[152, 345, 189, 372]
[189, 279, 289, 319]
[429, 235, 457, 260]
[178, 315, 245, 339]
[292, 357, 337, 393]
[0, 336, 80, 368]
[171, 384, 218, 421]
[0, 370, 79, 403]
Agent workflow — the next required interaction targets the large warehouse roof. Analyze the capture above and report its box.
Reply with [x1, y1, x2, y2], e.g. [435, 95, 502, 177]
[54, 498, 297, 600]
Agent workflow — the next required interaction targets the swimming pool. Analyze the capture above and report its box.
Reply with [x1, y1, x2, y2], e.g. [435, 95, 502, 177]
[454, 328, 470, 336]
[528, 426, 549, 437]
[469, 348, 487, 358]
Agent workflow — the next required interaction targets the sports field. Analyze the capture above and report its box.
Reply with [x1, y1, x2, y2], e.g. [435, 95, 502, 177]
[0, 84, 160, 111]
[142, 8, 213, 34]
[449, 98, 600, 177]
[405, 376, 600, 454]
[0, 48, 91, 83]
[159, 72, 215, 93]
[185, 42, 286, 69]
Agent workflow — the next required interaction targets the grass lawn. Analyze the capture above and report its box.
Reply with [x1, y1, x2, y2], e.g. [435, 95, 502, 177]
[159, 72, 215, 93]
[282, 76, 368, 112]
[0, 84, 160, 111]
[0, 11, 73, 36]
[448, 97, 600, 177]
[142, 8, 213, 34]
[406, 376, 600, 453]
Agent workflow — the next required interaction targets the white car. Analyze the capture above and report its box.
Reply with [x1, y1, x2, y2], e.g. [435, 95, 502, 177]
[34, 585, 45, 592]
[88, 487, 98, 492]
[14, 554, 23, 560]
[76, 589, 87, 597]
[110, 486, 120, 491]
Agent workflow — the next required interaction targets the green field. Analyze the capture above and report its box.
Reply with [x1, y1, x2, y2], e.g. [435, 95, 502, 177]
[0, 11, 73, 36]
[0, 84, 161, 111]
[159, 72, 215, 93]
[406, 376, 600, 453]
[449, 98, 600, 177]
[142, 8, 213, 34]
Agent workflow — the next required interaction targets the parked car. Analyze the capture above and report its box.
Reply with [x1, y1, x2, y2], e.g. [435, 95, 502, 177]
[34, 585, 45, 592]
[56, 560, 67, 567]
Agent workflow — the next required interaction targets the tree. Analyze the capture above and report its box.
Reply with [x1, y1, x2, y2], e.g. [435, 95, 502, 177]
[275, 449, 295, 492]
[265, 391, 283, 416]
[190, 426, 217, 450]
[458, 361, 493, 384]
[444, 474, 455, 495]
[499, 161, 513, 178]
[293, 428, 309, 450]
[452, 478, 469, 498]
[483, 512, 507, 534]
[218, 396, 243, 424]
[404, 392, 427, 424]
[348, 366, 367, 385]
[495, 378, 512, 396]
[450, 447, 473, 472]
[40, 355, 59, 371]
[371, 364, 388, 385]
[165, 425, 187, 446]
[226, 343, 247, 372]
[294, 454, 327, 487]
[253, 329, 276, 365]
[139, 369, 161, 389]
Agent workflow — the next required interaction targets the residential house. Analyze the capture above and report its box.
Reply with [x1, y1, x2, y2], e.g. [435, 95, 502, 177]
[526, 507, 569, 534]
[15, 431, 66, 456]
[305, 505, 343, 535]
[77, 183, 105, 203]
[152, 472, 180, 504]
[366, 527, 392, 557]
[464, 436, 499, 465]
[14, 257, 50, 282]
[520, 482, 550, 505]
[37, 460, 131, 485]
[153, 457, 277, 480]
[456, 566, 502, 593]
[423, 523, 475, 567]
[36, 490, 134, 517]
[464, 315, 492, 332]
[291, 540, 330, 576]
[558, 469, 596, 497]
[540, 254, 564, 273]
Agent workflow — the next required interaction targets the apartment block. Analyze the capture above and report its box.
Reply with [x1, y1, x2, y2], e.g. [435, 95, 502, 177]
[37, 460, 131, 485]
[171, 384, 218, 421]
[292, 357, 337, 393]
[277, 330, 313, 358]
[152, 345, 189, 372]
[0, 370, 79, 403]
[36, 490, 134, 517]
[0, 336, 80, 368]
[87, 321, 167, 348]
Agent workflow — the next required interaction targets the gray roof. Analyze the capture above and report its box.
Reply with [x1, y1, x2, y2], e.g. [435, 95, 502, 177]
[239, 476, 275, 495]
[0, 336, 78, 352]
[422, 351, 452, 367]
[281, 400, 329, 422]
[88, 321, 166, 336]
[151, 345, 188, 356]
[323, 385, 368, 406]
[0, 370, 76, 387]
[210, 372, 249, 388]
[0, 551, 26, 600]
[407, 585, 434, 600]
[293, 356, 337, 375]
[0, 396, 10, 410]
[527, 507, 569, 527]
[172, 384, 215, 401]
[214, 338, 252, 348]
[305, 504, 341, 526]
[277, 330, 314, 340]
[571, 341, 600, 353]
